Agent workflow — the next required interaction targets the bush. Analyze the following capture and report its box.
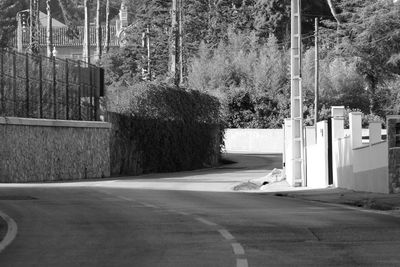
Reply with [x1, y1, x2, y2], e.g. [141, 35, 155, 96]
[105, 82, 224, 175]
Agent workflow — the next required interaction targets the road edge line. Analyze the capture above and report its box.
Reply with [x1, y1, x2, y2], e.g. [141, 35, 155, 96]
[0, 211, 18, 253]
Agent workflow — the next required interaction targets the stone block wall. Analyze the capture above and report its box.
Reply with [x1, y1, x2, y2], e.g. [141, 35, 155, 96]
[387, 116, 400, 193]
[0, 117, 111, 182]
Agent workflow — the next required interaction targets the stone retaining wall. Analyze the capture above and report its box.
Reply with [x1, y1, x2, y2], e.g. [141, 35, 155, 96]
[0, 117, 111, 182]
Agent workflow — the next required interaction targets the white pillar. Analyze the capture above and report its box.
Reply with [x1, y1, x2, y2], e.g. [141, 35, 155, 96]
[331, 106, 344, 187]
[283, 119, 292, 181]
[318, 121, 329, 187]
[331, 106, 345, 140]
[369, 122, 381, 145]
[349, 112, 362, 149]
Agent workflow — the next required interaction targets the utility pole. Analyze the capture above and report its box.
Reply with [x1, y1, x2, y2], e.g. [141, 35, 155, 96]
[17, 16, 23, 53]
[170, 0, 179, 86]
[47, 0, 53, 57]
[141, 31, 146, 79]
[83, 0, 90, 64]
[104, 0, 110, 53]
[314, 18, 319, 136]
[178, 0, 184, 86]
[95, 0, 102, 63]
[289, 0, 304, 187]
[29, 0, 40, 55]
[146, 26, 151, 81]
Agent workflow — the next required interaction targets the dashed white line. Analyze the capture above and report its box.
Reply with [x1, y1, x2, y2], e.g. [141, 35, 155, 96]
[195, 217, 218, 226]
[236, 258, 249, 267]
[142, 203, 159, 208]
[231, 243, 245, 255]
[117, 196, 132, 201]
[166, 209, 178, 213]
[218, 229, 235, 241]
[0, 211, 18, 253]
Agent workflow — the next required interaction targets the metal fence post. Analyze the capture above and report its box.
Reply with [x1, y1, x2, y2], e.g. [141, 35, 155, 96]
[78, 61, 82, 120]
[0, 51, 4, 114]
[53, 56, 57, 119]
[94, 66, 100, 121]
[38, 55, 43, 118]
[25, 53, 30, 117]
[12, 51, 17, 116]
[89, 65, 93, 120]
[65, 59, 69, 120]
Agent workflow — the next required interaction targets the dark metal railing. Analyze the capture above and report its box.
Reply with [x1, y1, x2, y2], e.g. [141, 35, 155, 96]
[0, 48, 102, 121]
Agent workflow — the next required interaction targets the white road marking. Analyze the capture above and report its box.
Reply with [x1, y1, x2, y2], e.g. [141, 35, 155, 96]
[142, 203, 159, 208]
[218, 229, 235, 240]
[166, 209, 177, 213]
[97, 190, 112, 195]
[231, 243, 245, 255]
[0, 211, 18, 253]
[117, 196, 132, 201]
[195, 217, 218, 226]
[176, 211, 190, 216]
[102, 197, 121, 201]
[236, 258, 248, 267]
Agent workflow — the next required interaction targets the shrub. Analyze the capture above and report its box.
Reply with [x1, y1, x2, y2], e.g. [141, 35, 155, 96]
[105, 82, 224, 175]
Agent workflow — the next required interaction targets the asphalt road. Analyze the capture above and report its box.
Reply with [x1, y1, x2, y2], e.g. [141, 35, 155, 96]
[0, 154, 400, 266]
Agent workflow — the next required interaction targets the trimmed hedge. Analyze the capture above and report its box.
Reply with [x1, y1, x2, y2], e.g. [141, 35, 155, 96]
[105, 83, 223, 175]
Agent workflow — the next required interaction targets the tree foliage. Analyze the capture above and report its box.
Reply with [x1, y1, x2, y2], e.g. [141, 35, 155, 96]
[332, 0, 400, 114]
[0, 0, 26, 48]
[188, 31, 290, 128]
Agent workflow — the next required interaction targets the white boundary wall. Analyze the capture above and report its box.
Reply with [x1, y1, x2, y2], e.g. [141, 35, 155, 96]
[223, 129, 283, 154]
[306, 121, 329, 188]
[332, 110, 389, 193]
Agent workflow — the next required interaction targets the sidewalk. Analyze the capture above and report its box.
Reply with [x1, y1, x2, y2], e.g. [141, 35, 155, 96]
[272, 187, 400, 212]
[240, 176, 400, 212]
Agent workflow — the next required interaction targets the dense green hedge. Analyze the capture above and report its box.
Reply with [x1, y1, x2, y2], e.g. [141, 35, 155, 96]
[105, 83, 223, 175]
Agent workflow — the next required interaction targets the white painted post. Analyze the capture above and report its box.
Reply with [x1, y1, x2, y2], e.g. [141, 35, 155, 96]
[317, 121, 329, 187]
[284, 119, 292, 181]
[369, 122, 381, 145]
[331, 106, 345, 140]
[349, 112, 362, 149]
[331, 106, 345, 187]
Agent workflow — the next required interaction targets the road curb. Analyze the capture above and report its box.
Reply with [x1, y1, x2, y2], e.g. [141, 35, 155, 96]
[276, 194, 400, 218]
[0, 211, 17, 253]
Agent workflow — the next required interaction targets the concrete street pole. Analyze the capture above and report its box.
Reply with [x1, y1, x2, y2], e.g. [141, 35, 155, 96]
[95, 0, 102, 63]
[314, 18, 319, 139]
[289, 0, 304, 187]
[16, 13, 23, 53]
[170, 0, 179, 86]
[46, 0, 53, 57]
[83, 0, 90, 64]
[29, 0, 40, 55]
[178, 0, 184, 86]
[104, 0, 110, 53]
